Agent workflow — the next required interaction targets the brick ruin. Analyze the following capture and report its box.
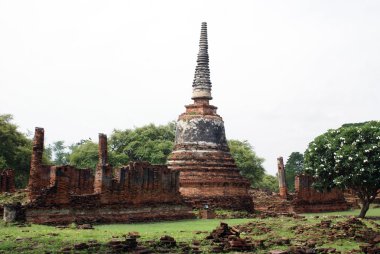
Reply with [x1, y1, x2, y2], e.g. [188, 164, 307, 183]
[292, 174, 350, 213]
[252, 157, 350, 213]
[277, 157, 287, 199]
[0, 169, 15, 193]
[167, 22, 253, 212]
[26, 127, 194, 224]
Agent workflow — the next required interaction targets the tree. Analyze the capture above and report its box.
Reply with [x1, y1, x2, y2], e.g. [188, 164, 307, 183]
[228, 140, 265, 187]
[0, 114, 32, 187]
[109, 122, 175, 164]
[304, 121, 380, 218]
[69, 140, 99, 169]
[51, 141, 70, 165]
[256, 174, 279, 192]
[284, 152, 304, 192]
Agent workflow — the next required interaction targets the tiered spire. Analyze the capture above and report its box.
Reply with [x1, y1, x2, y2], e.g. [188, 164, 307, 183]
[192, 22, 212, 100]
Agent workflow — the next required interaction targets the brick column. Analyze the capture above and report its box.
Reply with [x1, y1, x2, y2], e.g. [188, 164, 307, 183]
[277, 157, 287, 199]
[98, 133, 108, 166]
[94, 133, 112, 194]
[28, 127, 44, 200]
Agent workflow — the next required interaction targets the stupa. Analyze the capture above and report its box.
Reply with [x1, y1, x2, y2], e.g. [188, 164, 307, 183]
[167, 22, 254, 212]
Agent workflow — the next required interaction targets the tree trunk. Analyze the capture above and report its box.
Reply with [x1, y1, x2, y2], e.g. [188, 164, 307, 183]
[358, 200, 370, 218]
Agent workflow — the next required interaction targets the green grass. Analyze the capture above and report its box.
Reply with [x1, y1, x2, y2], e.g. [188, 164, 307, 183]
[1, 207, 380, 253]
[302, 204, 380, 218]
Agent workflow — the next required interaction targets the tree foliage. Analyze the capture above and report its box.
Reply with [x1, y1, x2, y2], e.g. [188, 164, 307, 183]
[68, 123, 176, 169]
[109, 122, 176, 165]
[228, 140, 265, 187]
[69, 140, 99, 169]
[0, 114, 32, 187]
[284, 152, 304, 192]
[255, 174, 279, 192]
[304, 121, 380, 218]
[50, 141, 70, 165]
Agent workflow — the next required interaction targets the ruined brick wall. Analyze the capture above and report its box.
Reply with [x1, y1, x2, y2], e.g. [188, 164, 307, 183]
[277, 157, 287, 199]
[94, 133, 112, 193]
[0, 169, 16, 193]
[28, 128, 94, 205]
[28, 127, 51, 201]
[26, 129, 193, 224]
[50, 166, 94, 195]
[293, 174, 349, 213]
[95, 163, 182, 206]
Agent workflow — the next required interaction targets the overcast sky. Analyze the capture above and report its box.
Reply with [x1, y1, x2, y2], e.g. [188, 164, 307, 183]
[1, 1, 379, 175]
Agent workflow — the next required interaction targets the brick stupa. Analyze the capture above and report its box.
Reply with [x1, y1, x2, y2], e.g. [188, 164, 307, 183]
[167, 22, 254, 212]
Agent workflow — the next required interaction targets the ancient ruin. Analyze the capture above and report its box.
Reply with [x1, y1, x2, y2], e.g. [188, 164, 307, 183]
[292, 174, 350, 213]
[0, 169, 15, 193]
[26, 127, 193, 224]
[277, 157, 287, 199]
[251, 158, 350, 213]
[167, 22, 253, 212]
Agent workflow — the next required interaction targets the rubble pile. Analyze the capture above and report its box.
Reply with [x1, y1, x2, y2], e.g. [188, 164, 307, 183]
[206, 222, 254, 252]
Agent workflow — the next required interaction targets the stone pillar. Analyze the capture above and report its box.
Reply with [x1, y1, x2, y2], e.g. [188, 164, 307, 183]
[28, 127, 44, 200]
[94, 133, 112, 194]
[98, 133, 108, 166]
[277, 157, 287, 199]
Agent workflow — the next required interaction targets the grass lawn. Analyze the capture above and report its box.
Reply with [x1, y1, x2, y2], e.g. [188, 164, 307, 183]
[0, 207, 379, 253]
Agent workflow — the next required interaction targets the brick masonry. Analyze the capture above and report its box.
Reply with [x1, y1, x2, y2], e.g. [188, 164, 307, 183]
[26, 129, 194, 224]
[0, 169, 15, 193]
[292, 174, 350, 213]
[167, 22, 253, 212]
[277, 157, 287, 199]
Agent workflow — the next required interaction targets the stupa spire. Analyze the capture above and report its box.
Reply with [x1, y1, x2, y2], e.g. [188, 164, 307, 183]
[192, 22, 212, 101]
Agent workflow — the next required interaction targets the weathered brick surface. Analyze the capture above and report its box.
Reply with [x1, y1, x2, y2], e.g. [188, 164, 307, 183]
[167, 23, 253, 212]
[277, 157, 287, 199]
[0, 169, 15, 193]
[26, 129, 193, 224]
[292, 174, 349, 213]
[28, 127, 49, 201]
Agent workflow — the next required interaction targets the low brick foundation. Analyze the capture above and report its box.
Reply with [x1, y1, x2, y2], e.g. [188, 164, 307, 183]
[26, 204, 193, 225]
[292, 174, 350, 213]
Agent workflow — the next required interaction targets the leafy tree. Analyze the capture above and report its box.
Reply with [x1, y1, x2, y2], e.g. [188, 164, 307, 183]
[0, 114, 32, 187]
[228, 140, 265, 187]
[304, 121, 380, 218]
[109, 122, 176, 164]
[50, 141, 70, 165]
[284, 152, 304, 192]
[256, 174, 279, 192]
[69, 140, 99, 169]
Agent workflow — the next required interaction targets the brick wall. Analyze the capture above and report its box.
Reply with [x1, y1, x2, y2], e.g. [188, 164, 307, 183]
[0, 169, 15, 193]
[293, 174, 349, 213]
[26, 129, 193, 224]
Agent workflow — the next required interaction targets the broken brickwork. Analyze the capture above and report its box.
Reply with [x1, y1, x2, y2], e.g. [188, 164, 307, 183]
[292, 174, 349, 213]
[26, 129, 193, 224]
[0, 169, 15, 193]
[277, 157, 287, 199]
[167, 22, 253, 212]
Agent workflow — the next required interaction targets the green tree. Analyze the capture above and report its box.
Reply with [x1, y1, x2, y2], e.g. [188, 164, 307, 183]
[228, 140, 265, 187]
[109, 122, 175, 164]
[256, 174, 279, 192]
[284, 152, 304, 192]
[304, 121, 380, 218]
[0, 114, 32, 187]
[69, 140, 99, 169]
[51, 141, 69, 165]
